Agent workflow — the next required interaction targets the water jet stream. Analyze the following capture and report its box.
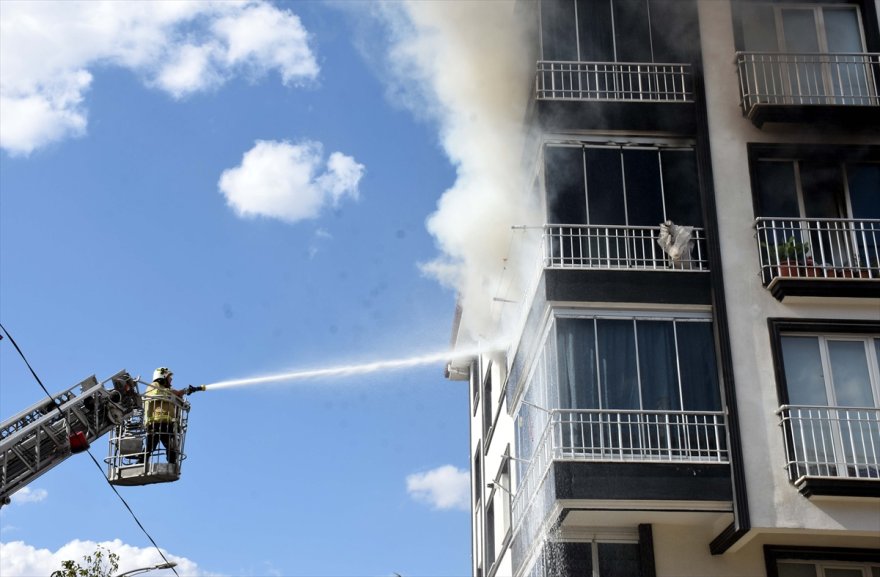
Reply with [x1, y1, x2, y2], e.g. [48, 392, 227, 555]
[203, 347, 489, 391]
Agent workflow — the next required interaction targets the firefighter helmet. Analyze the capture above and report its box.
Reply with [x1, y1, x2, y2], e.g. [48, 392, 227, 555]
[153, 367, 173, 382]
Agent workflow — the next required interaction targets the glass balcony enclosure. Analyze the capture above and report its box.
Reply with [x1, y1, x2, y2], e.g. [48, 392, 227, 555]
[512, 313, 726, 525]
[537, 0, 698, 103]
[544, 143, 706, 272]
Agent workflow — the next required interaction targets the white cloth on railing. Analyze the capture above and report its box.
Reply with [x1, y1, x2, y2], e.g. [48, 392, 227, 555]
[657, 220, 694, 268]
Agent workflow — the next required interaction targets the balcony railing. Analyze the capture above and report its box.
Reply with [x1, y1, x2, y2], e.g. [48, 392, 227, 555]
[778, 405, 880, 482]
[755, 217, 880, 283]
[736, 52, 880, 112]
[512, 408, 728, 527]
[536, 60, 694, 102]
[544, 224, 708, 271]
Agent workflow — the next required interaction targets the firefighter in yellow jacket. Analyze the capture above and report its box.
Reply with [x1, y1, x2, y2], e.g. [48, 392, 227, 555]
[143, 367, 186, 464]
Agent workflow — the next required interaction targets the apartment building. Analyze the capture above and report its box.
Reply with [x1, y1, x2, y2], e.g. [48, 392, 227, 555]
[448, 1, 880, 576]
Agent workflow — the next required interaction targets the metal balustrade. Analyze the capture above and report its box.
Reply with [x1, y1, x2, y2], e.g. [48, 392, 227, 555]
[755, 217, 880, 283]
[536, 60, 694, 102]
[778, 405, 880, 481]
[543, 224, 708, 271]
[512, 408, 728, 531]
[736, 52, 880, 112]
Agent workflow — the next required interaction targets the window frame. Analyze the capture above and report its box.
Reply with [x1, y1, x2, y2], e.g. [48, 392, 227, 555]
[768, 318, 880, 406]
[765, 545, 880, 577]
[552, 310, 720, 412]
[748, 144, 880, 219]
[768, 319, 880, 492]
[543, 140, 703, 229]
[733, 0, 880, 54]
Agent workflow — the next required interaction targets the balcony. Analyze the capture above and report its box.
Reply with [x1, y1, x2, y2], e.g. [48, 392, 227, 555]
[533, 61, 696, 132]
[736, 52, 880, 127]
[778, 405, 879, 498]
[544, 224, 708, 271]
[512, 409, 729, 530]
[536, 60, 694, 103]
[755, 217, 880, 300]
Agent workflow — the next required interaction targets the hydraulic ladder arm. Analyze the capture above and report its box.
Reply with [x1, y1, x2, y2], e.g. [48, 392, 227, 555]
[0, 370, 141, 505]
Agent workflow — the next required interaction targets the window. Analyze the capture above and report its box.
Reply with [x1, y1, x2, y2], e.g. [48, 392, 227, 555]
[778, 333, 880, 479]
[537, 541, 642, 577]
[515, 313, 726, 462]
[540, 0, 697, 64]
[777, 561, 880, 577]
[544, 143, 704, 268]
[515, 313, 727, 463]
[474, 447, 483, 505]
[474, 444, 483, 577]
[546, 144, 702, 228]
[472, 362, 481, 417]
[483, 365, 494, 438]
[765, 546, 880, 577]
[554, 316, 720, 413]
[741, 4, 867, 55]
[485, 500, 496, 569]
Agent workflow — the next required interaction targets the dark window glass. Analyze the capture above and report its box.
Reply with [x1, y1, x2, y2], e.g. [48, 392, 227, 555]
[597, 319, 639, 409]
[485, 501, 495, 567]
[848, 163, 880, 220]
[598, 543, 641, 577]
[613, 0, 652, 61]
[777, 562, 818, 577]
[624, 149, 664, 226]
[586, 148, 626, 224]
[546, 146, 587, 224]
[781, 336, 828, 406]
[541, 0, 578, 60]
[782, 9, 821, 53]
[801, 162, 845, 219]
[677, 322, 721, 411]
[483, 371, 493, 435]
[577, 0, 614, 61]
[756, 161, 800, 217]
[825, 7, 864, 52]
[473, 449, 482, 504]
[649, 0, 698, 63]
[557, 318, 599, 409]
[661, 150, 702, 226]
[637, 320, 681, 410]
[741, 3, 778, 51]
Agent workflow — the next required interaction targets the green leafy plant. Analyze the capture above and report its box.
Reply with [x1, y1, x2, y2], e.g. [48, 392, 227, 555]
[773, 236, 810, 263]
[52, 546, 120, 577]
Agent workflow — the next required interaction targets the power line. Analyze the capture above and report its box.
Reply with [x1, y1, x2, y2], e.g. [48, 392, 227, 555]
[0, 323, 181, 576]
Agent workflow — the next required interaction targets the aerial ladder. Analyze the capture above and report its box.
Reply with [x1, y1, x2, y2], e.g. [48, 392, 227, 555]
[0, 370, 202, 506]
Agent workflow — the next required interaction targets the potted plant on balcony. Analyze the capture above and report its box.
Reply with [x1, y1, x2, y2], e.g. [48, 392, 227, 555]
[774, 237, 813, 277]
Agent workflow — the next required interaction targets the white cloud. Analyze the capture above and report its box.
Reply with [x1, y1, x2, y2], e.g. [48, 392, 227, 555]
[0, 539, 212, 576]
[9, 487, 48, 505]
[406, 464, 469, 511]
[0, 0, 319, 155]
[218, 140, 364, 224]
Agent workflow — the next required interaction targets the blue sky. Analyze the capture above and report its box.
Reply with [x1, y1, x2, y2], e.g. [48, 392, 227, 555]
[0, 1, 533, 575]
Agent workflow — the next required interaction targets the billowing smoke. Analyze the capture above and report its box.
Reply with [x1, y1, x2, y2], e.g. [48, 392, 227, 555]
[379, 1, 540, 345]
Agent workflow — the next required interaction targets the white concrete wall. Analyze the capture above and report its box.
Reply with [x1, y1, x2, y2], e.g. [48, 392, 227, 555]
[698, 0, 880, 536]
[471, 351, 519, 577]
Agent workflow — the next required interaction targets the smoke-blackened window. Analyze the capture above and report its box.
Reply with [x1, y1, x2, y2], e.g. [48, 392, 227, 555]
[539, 0, 699, 64]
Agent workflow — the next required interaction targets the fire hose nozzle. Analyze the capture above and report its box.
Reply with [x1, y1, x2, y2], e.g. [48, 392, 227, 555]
[186, 384, 207, 395]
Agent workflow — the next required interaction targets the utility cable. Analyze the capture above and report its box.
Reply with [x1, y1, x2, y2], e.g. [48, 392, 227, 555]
[0, 322, 181, 576]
